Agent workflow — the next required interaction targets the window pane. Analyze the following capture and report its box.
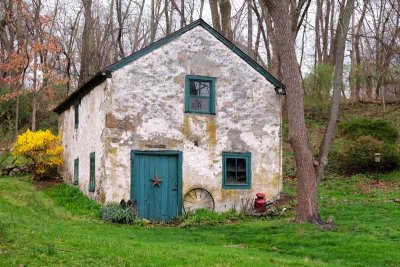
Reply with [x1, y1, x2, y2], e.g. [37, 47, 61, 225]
[190, 80, 210, 96]
[190, 97, 209, 111]
[226, 158, 236, 184]
[236, 158, 247, 184]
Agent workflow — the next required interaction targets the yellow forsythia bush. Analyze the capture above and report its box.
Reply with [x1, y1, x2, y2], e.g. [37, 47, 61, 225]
[12, 129, 63, 179]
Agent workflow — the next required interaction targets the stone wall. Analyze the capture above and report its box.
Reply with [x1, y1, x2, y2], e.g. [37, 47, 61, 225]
[100, 26, 282, 211]
[59, 82, 108, 201]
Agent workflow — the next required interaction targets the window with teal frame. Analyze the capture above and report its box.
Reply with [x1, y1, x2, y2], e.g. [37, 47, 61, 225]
[74, 158, 79, 185]
[185, 75, 216, 114]
[88, 152, 95, 192]
[222, 152, 251, 189]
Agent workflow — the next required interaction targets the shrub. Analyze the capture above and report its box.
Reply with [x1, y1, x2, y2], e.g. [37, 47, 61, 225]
[303, 64, 334, 99]
[12, 129, 62, 179]
[179, 208, 247, 227]
[333, 136, 400, 174]
[44, 184, 100, 217]
[100, 203, 136, 224]
[340, 118, 398, 143]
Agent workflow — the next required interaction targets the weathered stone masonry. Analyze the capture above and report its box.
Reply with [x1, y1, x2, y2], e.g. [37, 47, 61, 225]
[59, 23, 283, 211]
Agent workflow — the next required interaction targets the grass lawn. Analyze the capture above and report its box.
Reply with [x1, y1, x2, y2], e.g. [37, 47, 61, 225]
[0, 173, 400, 267]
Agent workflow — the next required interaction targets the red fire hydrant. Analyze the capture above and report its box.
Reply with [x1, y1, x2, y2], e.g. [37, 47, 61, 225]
[254, 193, 266, 211]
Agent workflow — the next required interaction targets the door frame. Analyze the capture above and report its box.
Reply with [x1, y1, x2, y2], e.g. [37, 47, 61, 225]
[130, 150, 183, 218]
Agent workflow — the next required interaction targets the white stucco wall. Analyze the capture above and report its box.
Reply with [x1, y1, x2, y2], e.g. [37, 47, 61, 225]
[98, 26, 283, 211]
[59, 82, 107, 200]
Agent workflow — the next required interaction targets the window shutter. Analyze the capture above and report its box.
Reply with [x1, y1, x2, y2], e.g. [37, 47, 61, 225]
[74, 104, 79, 128]
[89, 152, 95, 192]
[74, 158, 79, 185]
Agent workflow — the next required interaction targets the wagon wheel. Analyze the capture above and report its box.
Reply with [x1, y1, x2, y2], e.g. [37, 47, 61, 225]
[183, 188, 215, 213]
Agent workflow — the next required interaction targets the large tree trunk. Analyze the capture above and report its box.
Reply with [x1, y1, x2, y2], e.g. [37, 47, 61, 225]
[219, 0, 233, 40]
[316, 0, 354, 182]
[209, 0, 221, 32]
[264, 0, 319, 223]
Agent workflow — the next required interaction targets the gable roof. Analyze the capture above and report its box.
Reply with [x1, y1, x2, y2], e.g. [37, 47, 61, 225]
[54, 19, 285, 114]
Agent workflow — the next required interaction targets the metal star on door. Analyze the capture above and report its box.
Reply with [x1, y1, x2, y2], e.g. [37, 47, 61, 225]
[150, 175, 163, 187]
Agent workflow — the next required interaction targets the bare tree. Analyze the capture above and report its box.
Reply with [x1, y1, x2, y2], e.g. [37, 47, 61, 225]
[316, 0, 355, 182]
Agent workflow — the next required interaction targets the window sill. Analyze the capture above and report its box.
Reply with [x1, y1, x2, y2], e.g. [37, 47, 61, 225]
[222, 185, 251, 190]
[184, 111, 216, 115]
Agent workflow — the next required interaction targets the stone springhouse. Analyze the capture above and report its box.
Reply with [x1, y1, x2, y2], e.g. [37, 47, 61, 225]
[54, 19, 286, 221]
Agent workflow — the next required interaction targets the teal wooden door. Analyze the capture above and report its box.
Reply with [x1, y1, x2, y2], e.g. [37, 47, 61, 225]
[131, 151, 182, 221]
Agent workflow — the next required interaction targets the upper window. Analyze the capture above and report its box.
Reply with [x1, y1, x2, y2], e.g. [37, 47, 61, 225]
[74, 104, 79, 129]
[185, 75, 216, 114]
[222, 152, 251, 189]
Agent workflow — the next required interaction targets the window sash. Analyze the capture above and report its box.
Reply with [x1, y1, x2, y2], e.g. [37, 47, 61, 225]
[189, 96, 211, 112]
[185, 75, 216, 114]
[89, 152, 95, 192]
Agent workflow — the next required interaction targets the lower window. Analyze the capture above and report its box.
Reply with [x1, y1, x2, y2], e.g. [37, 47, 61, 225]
[222, 152, 251, 189]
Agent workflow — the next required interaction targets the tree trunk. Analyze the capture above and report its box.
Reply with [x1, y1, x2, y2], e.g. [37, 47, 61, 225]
[165, 0, 171, 35]
[260, 0, 279, 77]
[150, 0, 156, 42]
[264, 0, 319, 223]
[353, 0, 367, 101]
[32, 53, 37, 131]
[315, 0, 323, 65]
[78, 0, 93, 87]
[247, 0, 253, 57]
[322, 0, 331, 63]
[180, 0, 185, 28]
[316, 0, 354, 182]
[15, 0, 25, 137]
[328, 0, 335, 62]
[200, 0, 205, 18]
[116, 0, 125, 58]
[209, 0, 221, 32]
[219, 0, 233, 40]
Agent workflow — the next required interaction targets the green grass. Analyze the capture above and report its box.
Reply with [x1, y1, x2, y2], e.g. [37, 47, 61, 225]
[1, 174, 400, 266]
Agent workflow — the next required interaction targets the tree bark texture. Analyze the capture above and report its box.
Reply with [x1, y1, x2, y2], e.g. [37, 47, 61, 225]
[219, 0, 233, 40]
[209, 0, 221, 32]
[263, 0, 319, 223]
